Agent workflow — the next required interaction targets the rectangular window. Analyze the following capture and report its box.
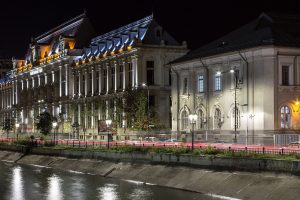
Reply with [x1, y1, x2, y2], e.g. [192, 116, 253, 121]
[95, 71, 99, 93]
[76, 76, 79, 94]
[282, 65, 289, 86]
[146, 61, 154, 85]
[103, 69, 107, 92]
[128, 63, 132, 88]
[88, 73, 92, 94]
[119, 65, 123, 89]
[215, 74, 222, 91]
[111, 67, 115, 90]
[82, 74, 85, 95]
[183, 78, 188, 94]
[198, 75, 204, 93]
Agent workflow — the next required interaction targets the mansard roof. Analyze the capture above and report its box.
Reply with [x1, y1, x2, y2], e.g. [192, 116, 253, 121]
[24, 12, 95, 61]
[172, 12, 300, 64]
[85, 15, 180, 57]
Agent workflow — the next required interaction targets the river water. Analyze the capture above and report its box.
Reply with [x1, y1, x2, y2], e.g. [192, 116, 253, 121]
[0, 161, 222, 200]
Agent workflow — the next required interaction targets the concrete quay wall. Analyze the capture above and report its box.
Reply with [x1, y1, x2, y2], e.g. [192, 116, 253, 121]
[1, 145, 300, 200]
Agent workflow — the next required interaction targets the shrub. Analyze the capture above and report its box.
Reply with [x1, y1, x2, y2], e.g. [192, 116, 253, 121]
[44, 141, 55, 147]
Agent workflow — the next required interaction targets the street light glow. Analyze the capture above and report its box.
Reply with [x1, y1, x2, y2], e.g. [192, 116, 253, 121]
[52, 122, 57, 128]
[15, 123, 20, 128]
[142, 83, 147, 87]
[230, 69, 235, 73]
[188, 114, 198, 123]
[105, 119, 112, 126]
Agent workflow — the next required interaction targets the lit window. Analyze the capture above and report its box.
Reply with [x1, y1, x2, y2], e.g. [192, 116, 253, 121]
[214, 108, 222, 129]
[181, 110, 189, 130]
[215, 74, 222, 91]
[198, 75, 204, 93]
[280, 106, 291, 129]
[197, 109, 205, 129]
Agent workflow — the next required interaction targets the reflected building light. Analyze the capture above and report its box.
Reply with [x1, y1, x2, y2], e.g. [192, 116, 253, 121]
[47, 174, 63, 200]
[98, 183, 118, 200]
[11, 166, 24, 200]
[129, 188, 153, 199]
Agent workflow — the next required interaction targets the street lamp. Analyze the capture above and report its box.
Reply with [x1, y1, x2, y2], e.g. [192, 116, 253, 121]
[142, 83, 150, 136]
[231, 69, 239, 144]
[106, 119, 112, 149]
[188, 114, 198, 151]
[15, 123, 20, 141]
[52, 122, 57, 144]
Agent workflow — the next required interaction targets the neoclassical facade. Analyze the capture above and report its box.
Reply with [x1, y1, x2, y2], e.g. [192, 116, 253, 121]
[170, 13, 300, 144]
[0, 13, 187, 140]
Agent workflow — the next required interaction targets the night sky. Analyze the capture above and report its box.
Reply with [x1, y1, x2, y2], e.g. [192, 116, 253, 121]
[0, 0, 299, 59]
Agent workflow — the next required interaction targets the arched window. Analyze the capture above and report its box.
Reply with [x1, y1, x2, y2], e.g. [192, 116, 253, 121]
[197, 109, 205, 129]
[231, 107, 241, 129]
[214, 108, 222, 129]
[181, 110, 189, 130]
[281, 106, 291, 129]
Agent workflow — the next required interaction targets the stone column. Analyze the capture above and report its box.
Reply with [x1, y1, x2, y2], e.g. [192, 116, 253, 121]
[32, 77, 34, 88]
[91, 67, 94, 96]
[52, 71, 55, 83]
[65, 64, 68, 96]
[44, 73, 47, 85]
[98, 68, 102, 95]
[122, 98, 126, 128]
[133, 56, 138, 87]
[84, 70, 88, 97]
[78, 104, 81, 124]
[12, 81, 15, 105]
[123, 60, 127, 91]
[15, 80, 18, 105]
[78, 71, 81, 96]
[106, 100, 109, 119]
[114, 62, 118, 92]
[91, 102, 94, 128]
[106, 64, 110, 93]
[84, 104, 87, 129]
[59, 66, 62, 97]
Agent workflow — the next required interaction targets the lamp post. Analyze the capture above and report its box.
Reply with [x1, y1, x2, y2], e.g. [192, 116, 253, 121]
[15, 123, 20, 141]
[142, 83, 150, 136]
[106, 119, 112, 149]
[52, 122, 57, 144]
[188, 114, 198, 151]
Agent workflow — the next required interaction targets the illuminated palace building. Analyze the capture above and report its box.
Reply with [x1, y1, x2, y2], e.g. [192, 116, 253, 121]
[0, 13, 187, 139]
[170, 13, 300, 144]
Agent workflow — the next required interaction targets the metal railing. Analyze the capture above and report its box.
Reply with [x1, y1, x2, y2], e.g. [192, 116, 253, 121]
[1, 138, 300, 156]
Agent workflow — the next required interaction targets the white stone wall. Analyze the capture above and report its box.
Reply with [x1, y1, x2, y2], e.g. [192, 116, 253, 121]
[171, 46, 300, 138]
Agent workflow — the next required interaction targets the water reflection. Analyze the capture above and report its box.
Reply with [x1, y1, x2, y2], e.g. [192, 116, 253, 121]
[11, 166, 24, 200]
[98, 183, 118, 200]
[128, 187, 153, 199]
[0, 162, 211, 200]
[47, 174, 63, 200]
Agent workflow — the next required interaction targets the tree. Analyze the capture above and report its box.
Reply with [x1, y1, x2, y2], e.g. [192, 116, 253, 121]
[120, 89, 164, 131]
[36, 111, 54, 136]
[2, 118, 14, 138]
